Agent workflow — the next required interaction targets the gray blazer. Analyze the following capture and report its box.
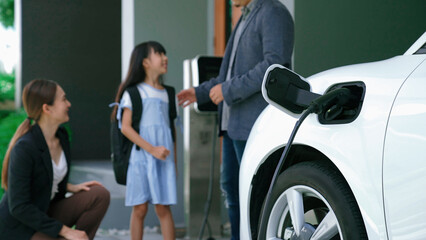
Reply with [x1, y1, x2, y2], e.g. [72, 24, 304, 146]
[195, 0, 294, 140]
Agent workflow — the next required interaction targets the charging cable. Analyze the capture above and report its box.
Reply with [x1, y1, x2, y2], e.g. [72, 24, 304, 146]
[257, 88, 351, 240]
[198, 116, 218, 240]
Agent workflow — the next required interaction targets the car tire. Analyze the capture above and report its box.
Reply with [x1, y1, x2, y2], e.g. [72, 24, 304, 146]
[257, 161, 367, 240]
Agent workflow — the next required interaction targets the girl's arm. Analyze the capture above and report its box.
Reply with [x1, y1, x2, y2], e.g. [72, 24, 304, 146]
[121, 107, 170, 160]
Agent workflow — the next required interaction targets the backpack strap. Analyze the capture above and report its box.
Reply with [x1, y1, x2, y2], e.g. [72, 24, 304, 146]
[127, 86, 143, 150]
[164, 85, 177, 142]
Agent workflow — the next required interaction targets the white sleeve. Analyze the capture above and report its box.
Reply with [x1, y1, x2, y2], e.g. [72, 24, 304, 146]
[116, 91, 132, 129]
[120, 91, 132, 110]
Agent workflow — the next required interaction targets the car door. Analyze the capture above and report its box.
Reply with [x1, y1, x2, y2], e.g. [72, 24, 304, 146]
[383, 57, 426, 239]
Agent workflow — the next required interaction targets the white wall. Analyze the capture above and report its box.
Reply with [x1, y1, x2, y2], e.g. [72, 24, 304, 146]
[121, 0, 135, 80]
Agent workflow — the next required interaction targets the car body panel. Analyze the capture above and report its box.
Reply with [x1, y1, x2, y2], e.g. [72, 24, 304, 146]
[240, 52, 426, 239]
[383, 59, 426, 239]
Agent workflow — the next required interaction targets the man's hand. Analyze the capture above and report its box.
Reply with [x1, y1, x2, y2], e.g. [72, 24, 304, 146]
[209, 84, 224, 105]
[177, 88, 197, 107]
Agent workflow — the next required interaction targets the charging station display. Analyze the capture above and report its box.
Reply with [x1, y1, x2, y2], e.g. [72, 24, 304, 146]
[191, 56, 222, 113]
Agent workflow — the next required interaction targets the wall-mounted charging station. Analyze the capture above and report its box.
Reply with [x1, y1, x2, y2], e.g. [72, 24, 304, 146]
[183, 56, 228, 239]
[191, 56, 222, 113]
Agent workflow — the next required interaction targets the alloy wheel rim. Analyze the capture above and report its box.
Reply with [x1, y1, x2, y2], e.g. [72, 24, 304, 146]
[266, 185, 343, 240]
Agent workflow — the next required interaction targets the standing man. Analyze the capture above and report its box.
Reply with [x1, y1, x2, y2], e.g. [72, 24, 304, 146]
[177, 0, 293, 239]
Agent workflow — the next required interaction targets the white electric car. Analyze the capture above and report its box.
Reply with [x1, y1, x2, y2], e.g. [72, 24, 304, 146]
[240, 31, 426, 240]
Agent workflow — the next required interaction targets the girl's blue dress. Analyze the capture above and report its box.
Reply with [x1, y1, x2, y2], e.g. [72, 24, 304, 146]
[117, 83, 177, 206]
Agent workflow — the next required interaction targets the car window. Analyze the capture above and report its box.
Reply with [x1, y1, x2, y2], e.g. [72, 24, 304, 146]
[415, 43, 426, 54]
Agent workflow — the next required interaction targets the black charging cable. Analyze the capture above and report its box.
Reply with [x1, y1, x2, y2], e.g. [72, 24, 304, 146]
[198, 116, 218, 240]
[257, 88, 351, 240]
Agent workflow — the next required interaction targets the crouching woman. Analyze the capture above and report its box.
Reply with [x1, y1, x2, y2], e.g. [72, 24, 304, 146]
[0, 79, 110, 240]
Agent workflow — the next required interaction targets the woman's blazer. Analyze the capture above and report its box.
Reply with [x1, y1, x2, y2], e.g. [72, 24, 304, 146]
[0, 124, 71, 239]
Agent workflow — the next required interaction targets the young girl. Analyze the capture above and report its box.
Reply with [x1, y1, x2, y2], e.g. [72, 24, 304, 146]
[0, 79, 110, 240]
[112, 41, 177, 240]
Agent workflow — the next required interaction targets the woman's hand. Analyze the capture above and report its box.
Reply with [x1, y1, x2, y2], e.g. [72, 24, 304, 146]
[150, 146, 170, 161]
[59, 225, 89, 240]
[67, 181, 103, 193]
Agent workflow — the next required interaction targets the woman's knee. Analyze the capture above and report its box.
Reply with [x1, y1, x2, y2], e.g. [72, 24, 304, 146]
[90, 185, 111, 207]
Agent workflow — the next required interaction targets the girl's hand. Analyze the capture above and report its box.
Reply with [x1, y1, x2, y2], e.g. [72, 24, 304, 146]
[59, 225, 89, 240]
[67, 181, 103, 193]
[150, 146, 170, 160]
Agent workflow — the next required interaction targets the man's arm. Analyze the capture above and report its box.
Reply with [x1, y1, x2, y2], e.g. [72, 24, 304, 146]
[222, 4, 294, 106]
[195, 72, 226, 105]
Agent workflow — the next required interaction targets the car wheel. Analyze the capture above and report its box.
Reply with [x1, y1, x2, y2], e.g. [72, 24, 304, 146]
[257, 161, 367, 240]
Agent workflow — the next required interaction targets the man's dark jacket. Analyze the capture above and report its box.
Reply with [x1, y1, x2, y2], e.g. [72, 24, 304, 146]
[195, 0, 294, 140]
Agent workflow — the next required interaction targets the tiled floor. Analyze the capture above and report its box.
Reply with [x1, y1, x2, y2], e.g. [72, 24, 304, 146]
[71, 160, 229, 240]
[95, 228, 228, 240]
[95, 228, 160, 240]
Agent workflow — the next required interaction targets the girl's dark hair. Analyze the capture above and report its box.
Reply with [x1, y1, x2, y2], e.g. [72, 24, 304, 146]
[111, 41, 166, 120]
[2, 79, 58, 190]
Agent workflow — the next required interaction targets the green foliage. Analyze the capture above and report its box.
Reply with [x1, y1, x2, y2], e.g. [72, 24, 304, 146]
[0, 71, 14, 102]
[63, 123, 73, 143]
[0, 110, 26, 199]
[0, 0, 14, 28]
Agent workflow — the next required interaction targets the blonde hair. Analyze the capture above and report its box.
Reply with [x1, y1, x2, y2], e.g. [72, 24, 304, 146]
[2, 79, 57, 190]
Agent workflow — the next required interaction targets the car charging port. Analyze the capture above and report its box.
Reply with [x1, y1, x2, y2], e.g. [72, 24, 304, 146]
[318, 82, 366, 124]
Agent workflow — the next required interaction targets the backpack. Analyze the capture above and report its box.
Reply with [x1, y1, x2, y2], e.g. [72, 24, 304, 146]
[110, 84, 177, 185]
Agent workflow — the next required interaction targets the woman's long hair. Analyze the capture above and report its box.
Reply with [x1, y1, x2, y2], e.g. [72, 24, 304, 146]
[111, 41, 166, 120]
[1, 79, 58, 190]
